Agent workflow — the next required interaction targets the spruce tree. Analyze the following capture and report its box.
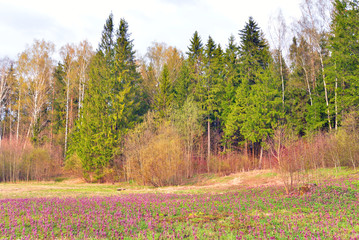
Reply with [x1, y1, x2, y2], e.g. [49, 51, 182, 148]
[69, 15, 143, 181]
[155, 65, 173, 118]
[225, 17, 282, 160]
[329, 0, 359, 127]
[187, 31, 203, 61]
[173, 62, 191, 107]
[221, 35, 239, 147]
[186, 31, 204, 96]
[114, 18, 147, 129]
[194, 36, 224, 171]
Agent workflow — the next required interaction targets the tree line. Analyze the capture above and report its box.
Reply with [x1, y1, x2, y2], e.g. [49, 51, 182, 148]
[0, 0, 358, 184]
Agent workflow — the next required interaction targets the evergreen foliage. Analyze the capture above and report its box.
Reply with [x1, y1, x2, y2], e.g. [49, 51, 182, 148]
[69, 15, 141, 181]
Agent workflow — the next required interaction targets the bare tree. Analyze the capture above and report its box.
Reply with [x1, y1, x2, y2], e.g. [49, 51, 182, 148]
[289, 36, 314, 106]
[139, 42, 183, 106]
[77, 40, 93, 119]
[298, 0, 333, 129]
[17, 40, 55, 143]
[0, 58, 12, 145]
[269, 10, 288, 107]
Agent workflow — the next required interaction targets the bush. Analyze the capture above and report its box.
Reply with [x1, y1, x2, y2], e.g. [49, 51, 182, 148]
[124, 112, 185, 187]
[270, 112, 359, 193]
[0, 139, 62, 182]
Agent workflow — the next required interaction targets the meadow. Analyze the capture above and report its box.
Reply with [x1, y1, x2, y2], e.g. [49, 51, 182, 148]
[1, 169, 359, 239]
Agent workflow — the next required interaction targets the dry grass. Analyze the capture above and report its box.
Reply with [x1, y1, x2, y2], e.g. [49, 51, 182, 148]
[0, 170, 275, 198]
[1, 168, 356, 198]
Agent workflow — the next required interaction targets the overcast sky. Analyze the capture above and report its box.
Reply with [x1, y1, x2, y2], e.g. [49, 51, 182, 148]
[0, 0, 303, 60]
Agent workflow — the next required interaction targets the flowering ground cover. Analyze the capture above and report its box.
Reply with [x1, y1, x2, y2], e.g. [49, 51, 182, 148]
[1, 177, 359, 239]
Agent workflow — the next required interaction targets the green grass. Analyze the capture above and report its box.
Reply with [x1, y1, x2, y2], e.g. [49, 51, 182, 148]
[0, 182, 119, 199]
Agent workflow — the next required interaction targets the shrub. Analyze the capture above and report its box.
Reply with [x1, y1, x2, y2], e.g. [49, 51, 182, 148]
[124, 112, 185, 186]
[0, 139, 62, 182]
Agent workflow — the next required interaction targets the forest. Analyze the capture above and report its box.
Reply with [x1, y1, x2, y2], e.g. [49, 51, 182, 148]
[0, 0, 358, 187]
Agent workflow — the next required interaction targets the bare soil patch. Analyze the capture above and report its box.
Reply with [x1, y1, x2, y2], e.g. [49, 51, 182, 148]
[142, 170, 283, 194]
[0, 170, 284, 198]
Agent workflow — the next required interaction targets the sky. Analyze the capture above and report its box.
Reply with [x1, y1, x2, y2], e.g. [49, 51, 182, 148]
[0, 0, 303, 60]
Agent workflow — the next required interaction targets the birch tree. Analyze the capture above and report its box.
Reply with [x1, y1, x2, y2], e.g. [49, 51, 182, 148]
[140, 42, 183, 107]
[17, 40, 55, 144]
[329, 0, 359, 130]
[60, 43, 77, 157]
[77, 40, 93, 119]
[269, 10, 288, 108]
[0, 58, 12, 145]
[298, 0, 333, 129]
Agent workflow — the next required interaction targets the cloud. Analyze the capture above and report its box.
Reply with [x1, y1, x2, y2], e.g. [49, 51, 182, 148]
[159, 0, 200, 7]
[0, 0, 303, 60]
[0, 2, 77, 58]
[0, 3, 70, 37]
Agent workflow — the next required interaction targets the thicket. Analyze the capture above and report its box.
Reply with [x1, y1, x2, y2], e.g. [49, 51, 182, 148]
[124, 112, 185, 186]
[269, 112, 359, 193]
[0, 139, 62, 182]
[0, 0, 358, 185]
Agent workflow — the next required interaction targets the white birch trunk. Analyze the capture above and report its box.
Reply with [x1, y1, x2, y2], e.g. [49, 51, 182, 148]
[16, 90, 21, 142]
[64, 76, 70, 158]
[319, 54, 331, 130]
[207, 118, 210, 173]
[335, 76, 338, 132]
[301, 61, 313, 106]
[279, 53, 285, 107]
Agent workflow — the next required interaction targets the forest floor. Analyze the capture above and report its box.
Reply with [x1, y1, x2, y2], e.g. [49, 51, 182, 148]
[0, 167, 357, 199]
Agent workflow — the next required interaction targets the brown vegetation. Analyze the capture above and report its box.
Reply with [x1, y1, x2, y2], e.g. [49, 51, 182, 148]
[0, 138, 62, 182]
[124, 113, 185, 187]
[298, 183, 317, 195]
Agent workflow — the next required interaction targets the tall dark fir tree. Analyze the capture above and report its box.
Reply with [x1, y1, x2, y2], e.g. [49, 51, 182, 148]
[69, 14, 145, 182]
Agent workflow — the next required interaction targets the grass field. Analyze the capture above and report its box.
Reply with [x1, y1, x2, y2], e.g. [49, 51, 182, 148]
[1, 168, 359, 239]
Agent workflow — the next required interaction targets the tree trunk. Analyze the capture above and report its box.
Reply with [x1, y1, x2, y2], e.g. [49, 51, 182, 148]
[70, 97, 73, 129]
[320, 55, 331, 130]
[259, 144, 263, 169]
[207, 118, 210, 173]
[64, 77, 70, 158]
[78, 76, 82, 119]
[302, 64, 313, 106]
[16, 90, 21, 142]
[335, 63, 338, 131]
[51, 84, 54, 145]
[3, 158, 5, 182]
[279, 53, 285, 108]
[0, 109, 2, 147]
